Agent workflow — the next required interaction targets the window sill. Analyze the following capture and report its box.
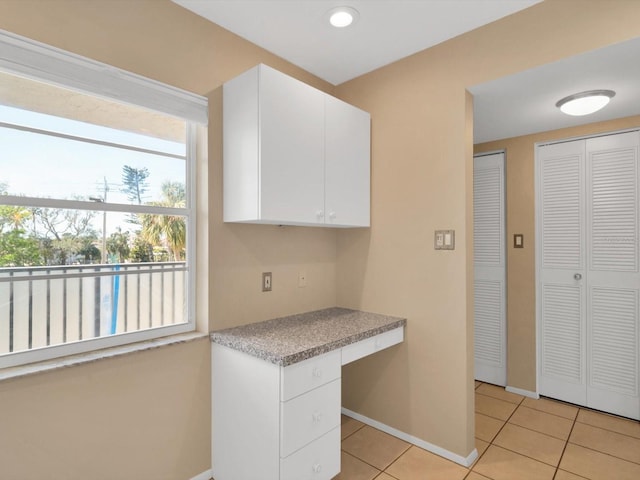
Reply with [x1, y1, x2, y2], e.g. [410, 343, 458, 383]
[0, 331, 209, 382]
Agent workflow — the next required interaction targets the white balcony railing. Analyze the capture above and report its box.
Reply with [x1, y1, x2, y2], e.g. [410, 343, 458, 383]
[0, 262, 186, 356]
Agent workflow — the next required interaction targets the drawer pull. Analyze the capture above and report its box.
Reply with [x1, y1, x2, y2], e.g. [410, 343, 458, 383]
[312, 463, 322, 474]
[312, 367, 323, 378]
[312, 411, 323, 423]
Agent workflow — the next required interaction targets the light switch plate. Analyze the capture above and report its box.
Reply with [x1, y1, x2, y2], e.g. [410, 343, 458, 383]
[434, 230, 455, 250]
[514, 234, 524, 248]
[262, 272, 272, 292]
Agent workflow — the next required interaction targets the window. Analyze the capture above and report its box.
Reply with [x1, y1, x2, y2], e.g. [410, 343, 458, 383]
[0, 30, 207, 368]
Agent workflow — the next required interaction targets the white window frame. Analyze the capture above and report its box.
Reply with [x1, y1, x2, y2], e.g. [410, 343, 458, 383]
[0, 29, 207, 369]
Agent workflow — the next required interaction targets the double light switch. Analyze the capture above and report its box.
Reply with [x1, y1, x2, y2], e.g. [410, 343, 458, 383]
[434, 230, 455, 250]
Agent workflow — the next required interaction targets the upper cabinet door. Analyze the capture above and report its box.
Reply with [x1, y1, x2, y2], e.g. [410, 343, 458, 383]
[223, 64, 371, 227]
[260, 66, 325, 225]
[324, 95, 371, 227]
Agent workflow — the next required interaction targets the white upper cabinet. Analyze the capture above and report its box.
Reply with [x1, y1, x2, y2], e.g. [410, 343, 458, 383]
[325, 95, 371, 227]
[223, 64, 370, 227]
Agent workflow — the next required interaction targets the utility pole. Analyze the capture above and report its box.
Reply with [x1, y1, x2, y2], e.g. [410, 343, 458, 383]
[90, 176, 109, 264]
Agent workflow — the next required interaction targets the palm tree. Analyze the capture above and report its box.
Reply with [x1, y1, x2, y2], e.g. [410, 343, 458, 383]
[140, 181, 186, 261]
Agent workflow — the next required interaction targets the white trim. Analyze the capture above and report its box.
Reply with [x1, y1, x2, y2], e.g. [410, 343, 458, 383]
[189, 469, 213, 480]
[474, 148, 506, 158]
[0, 322, 195, 369]
[0, 332, 208, 381]
[341, 408, 478, 468]
[0, 194, 187, 216]
[0, 29, 208, 124]
[0, 120, 186, 160]
[536, 127, 639, 148]
[506, 385, 539, 399]
[186, 123, 197, 328]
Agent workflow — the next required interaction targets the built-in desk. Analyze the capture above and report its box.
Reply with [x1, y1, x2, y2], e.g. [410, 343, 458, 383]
[211, 307, 406, 480]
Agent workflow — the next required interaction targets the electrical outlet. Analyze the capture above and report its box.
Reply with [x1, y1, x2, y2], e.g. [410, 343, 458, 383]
[298, 271, 307, 288]
[262, 272, 272, 292]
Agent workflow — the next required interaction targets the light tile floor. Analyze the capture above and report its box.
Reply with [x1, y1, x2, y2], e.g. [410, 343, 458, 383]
[335, 381, 640, 480]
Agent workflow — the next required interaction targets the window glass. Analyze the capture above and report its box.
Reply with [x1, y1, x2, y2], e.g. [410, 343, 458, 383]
[0, 69, 195, 365]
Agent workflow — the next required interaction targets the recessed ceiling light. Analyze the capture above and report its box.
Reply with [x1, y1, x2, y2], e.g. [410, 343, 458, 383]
[327, 6, 359, 28]
[556, 89, 616, 116]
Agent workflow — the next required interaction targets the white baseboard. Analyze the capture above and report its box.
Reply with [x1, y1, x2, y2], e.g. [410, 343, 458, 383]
[190, 469, 212, 480]
[506, 385, 539, 399]
[342, 408, 478, 468]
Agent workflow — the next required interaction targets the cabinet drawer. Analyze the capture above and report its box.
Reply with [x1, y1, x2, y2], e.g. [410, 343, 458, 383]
[341, 327, 404, 365]
[280, 379, 340, 458]
[280, 427, 340, 480]
[281, 349, 341, 401]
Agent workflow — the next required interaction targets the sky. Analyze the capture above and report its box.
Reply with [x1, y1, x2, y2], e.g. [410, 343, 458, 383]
[0, 105, 187, 237]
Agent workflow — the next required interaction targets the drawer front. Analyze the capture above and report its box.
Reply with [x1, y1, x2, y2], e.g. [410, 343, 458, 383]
[341, 326, 404, 365]
[280, 427, 340, 480]
[280, 379, 340, 458]
[281, 349, 341, 401]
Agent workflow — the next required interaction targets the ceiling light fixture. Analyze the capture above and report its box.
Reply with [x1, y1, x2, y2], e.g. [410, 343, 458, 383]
[327, 6, 359, 28]
[555, 89, 616, 116]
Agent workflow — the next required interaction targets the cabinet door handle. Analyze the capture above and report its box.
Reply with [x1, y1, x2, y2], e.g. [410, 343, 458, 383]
[328, 211, 336, 220]
[574, 273, 582, 280]
[316, 210, 324, 219]
[312, 367, 323, 378]
[312, 411, 323, 423]
[312, 463, 322, 473]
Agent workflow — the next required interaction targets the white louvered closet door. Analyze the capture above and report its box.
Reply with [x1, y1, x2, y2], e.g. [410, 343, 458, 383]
[585, 132, 639, 419]
[537, 140, 587, 406]
[537, 131, 639, 420]
[474, 152, 506, 386]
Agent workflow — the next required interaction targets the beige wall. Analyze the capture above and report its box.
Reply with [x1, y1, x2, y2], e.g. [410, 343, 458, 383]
[475, 114, 640, 392]
[335, 0, 640, 458]
[0, 1, 337, 479]
[2, 0, 640, 477]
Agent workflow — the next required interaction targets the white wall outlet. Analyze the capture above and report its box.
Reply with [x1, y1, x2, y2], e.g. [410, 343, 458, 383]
[262, 272, 272, 292]
[298, 271, 307, 288]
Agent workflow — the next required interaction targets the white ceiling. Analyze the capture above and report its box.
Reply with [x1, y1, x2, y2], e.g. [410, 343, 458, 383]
[470, 36, 640, 143]
[173, 0, 541, 85]
[172, 0, 640, 143]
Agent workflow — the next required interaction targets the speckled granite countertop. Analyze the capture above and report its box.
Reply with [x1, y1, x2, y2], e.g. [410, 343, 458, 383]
[210, 307, 406, 366]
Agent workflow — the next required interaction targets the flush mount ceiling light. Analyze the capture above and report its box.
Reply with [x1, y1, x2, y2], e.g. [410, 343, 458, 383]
[555, 89, 616, 116]
[327, 6, 359, 28]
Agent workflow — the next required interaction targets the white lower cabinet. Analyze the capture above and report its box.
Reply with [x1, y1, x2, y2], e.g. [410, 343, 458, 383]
[341, 327, 404, 365]
[212, 326, 405, 479]
[280, 427, 341, 480]
[212, 347, 342, 480]
[281, 379, 341, 457]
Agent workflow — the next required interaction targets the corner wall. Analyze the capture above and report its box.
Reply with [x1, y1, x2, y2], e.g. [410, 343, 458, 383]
[335, 0, 640, 459]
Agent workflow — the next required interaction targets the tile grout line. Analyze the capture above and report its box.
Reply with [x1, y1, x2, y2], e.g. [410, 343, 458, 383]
[494, 395, 572, 476]
[379, 442, 413, 474]
[341, 425, 413, 475]
[469, 385, 526, 477]
[573, 417, 640, 442]
[551, 406, 580, 479]
[340, 418, 367, 442]
[516, 403, 582, 422]
[340, 450, 384, 478]
[566, 434, 640, 467]
[506, 417, 572, 442]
